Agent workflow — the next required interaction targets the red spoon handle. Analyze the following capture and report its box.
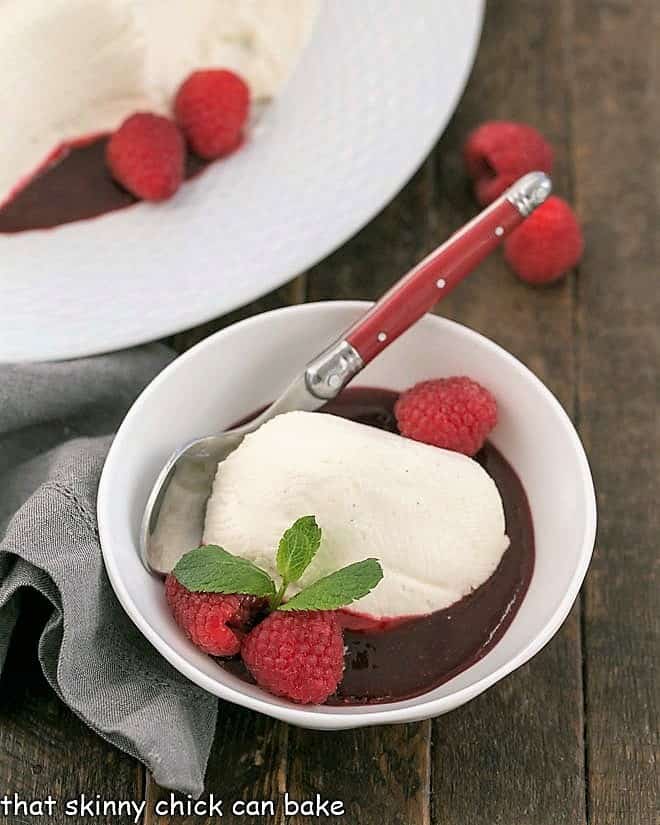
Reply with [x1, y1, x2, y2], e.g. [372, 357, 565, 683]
[303, 173, 551, 401]
[346, 197, 525, 364]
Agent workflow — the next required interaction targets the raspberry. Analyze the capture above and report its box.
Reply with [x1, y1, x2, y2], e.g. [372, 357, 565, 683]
[106, 113, 184, 201]
[463, 121, 554, 205]
[241, 611, 344, 704]
[174, 69, 250, 160]
[394, 377, 497, 456]
[504, 196, 584, 284]
[165, 575, 265, 657]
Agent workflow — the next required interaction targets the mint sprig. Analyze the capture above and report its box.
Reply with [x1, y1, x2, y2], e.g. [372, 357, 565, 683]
[172, 545, 276, 598]
[278, 559, 383, 612]
[273, 515, 322, 608]
[172, 517, 383, 613]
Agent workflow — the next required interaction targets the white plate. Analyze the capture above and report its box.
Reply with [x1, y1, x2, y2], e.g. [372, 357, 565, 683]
[0, 0, 484, 362]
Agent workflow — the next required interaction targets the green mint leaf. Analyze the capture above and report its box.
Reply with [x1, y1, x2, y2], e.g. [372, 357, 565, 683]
[173, 545, 276, 598]
[275, 515, 322, 585]
[278, 558, 383, 612]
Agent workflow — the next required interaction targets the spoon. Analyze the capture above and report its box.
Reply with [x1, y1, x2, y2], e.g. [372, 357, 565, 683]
[141, 171, 552, 573]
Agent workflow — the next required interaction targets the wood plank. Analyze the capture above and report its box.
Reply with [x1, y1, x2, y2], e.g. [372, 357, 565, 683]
[431, 610, 585, 825]
[147, 716, 431, 825]
[425, 7, 579, 404]
[146, 704, 289, 825]
[423, 1, 587, 822]
[0, 593, 143, 825]
[568, 1, 660, 822]
[284, 721, 431, 825]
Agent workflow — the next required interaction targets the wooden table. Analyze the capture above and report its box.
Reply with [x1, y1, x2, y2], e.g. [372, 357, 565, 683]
[1, 2, 658, 822]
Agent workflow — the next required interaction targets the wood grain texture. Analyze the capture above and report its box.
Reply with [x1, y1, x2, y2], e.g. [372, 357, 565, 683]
[146, 705, 289, 825]
[425, 2, 587, 823]
[147, 716, 431, 825]
[426, 0, 578, 407]
[0, 595, 142, 825]
[284, 722, 431, 825]
[569, 1, 660, 823]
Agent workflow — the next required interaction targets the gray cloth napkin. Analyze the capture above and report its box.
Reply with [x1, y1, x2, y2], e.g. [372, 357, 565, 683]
[0, 345, 218, 796]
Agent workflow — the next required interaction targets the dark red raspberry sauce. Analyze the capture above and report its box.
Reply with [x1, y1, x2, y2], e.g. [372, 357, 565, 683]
[0, 136, 209, 233]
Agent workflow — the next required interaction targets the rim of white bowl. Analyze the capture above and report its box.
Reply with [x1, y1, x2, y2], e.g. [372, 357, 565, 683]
[99, 301, 597, 729]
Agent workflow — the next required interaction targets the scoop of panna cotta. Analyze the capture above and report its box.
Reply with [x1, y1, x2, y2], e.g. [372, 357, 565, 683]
[203, 410, 510, 620]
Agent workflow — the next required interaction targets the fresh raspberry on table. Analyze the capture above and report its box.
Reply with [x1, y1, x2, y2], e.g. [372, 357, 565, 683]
[394, 377, 497, 456]
[241, 610, 345, 704]
[106, 113, 185, 201]
[504, 196, 584, 285]
[174, 69, 250, 160]
[463, 121, 554, 205]
[165, 575, 265, 657]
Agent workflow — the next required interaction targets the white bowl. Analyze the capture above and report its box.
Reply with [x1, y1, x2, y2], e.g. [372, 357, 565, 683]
[98, 302, 597, 730]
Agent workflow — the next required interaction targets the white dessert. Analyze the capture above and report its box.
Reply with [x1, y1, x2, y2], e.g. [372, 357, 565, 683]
[204, 411, 510, 619]
[0, 0, 318, 204]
